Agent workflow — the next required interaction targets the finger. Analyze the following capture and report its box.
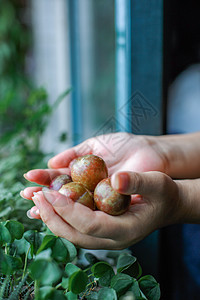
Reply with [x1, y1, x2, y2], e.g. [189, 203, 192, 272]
[20, 187, 42, 200]
[48, 140, 93, 169]
[24, 168, 70, 185]
[41, 188, 136, 241]
[111, 171, 168, 196]
[27, 206, 41, 219]
[31, 191, 118, 249]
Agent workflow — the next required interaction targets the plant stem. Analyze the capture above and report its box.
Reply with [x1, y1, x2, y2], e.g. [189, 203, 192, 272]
[56, 283, 61, 289]
[83, 266, 91, 273]
[86, 280, 96, 288]
[22, 245, 31, 279]
[34, 280, 39, 299]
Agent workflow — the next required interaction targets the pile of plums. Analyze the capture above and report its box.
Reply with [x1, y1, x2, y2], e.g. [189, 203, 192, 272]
[49, 155, 131, 216]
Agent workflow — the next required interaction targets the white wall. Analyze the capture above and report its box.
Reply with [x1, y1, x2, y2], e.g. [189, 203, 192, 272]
[31, 0, 72, 155]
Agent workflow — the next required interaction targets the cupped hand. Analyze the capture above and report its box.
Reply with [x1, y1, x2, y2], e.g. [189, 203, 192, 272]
[26, 170, 181, 250]
[23, 132, 169, 189]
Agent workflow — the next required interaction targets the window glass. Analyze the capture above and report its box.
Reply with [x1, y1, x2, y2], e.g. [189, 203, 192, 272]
[78, 0, 115, 140]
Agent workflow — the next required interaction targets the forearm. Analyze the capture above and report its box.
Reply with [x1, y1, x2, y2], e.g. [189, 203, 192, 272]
[157, 131, 200, 178]
[176, 178, 200, 224]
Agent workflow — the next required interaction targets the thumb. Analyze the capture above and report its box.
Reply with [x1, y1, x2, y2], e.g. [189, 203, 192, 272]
[111, 171, 166, 196]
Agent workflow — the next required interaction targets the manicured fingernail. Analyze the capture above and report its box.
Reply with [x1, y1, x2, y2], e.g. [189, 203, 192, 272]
[27, 209, 35, 219]
[111, 173, 129, 192]
[20, 190, 26, 199]
[23, 173, 28, 179]
[42, 187, 55, 204]
[27, 208, 40, 219]
[47, 159, 52, 168]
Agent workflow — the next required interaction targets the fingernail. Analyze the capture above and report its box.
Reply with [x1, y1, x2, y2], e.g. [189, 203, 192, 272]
[42, 188, 55, 204]
[27, 208, 40, 219]
[23, 173, 28, 179]
[27, 209, 35, 219]
[47, 159, 52, 168]
[20, 190, 26, 199]
[111, 172, 129, 192]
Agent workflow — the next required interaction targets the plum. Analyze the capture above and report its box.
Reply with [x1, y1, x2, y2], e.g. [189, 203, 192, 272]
[71, 154, 108, 191]
[59, 182, 95, 210]
[94, 178, 131, 216]
[49, 174, 72, 191]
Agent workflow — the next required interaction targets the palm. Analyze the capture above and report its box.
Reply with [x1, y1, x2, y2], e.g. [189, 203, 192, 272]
[82, 133, 166, 176]
[24, 132, 167, 187]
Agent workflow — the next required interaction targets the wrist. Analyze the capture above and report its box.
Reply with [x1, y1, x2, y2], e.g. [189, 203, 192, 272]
[157, 132, 200, 178]
[157, 134, 185, 177]
[175, 179, 200, 224]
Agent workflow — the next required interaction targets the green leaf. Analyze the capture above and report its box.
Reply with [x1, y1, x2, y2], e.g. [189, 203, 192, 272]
[5, 220, 24, 242]
[37, 286, 54, 299]
[99, 269, 115, 287]
[91, 262, 114, 278]
[97, 287, 117, 300]
[129, 278, 141, 298]
[110, 273, 133, 297]
[35, 248, 52, 260]
[85, 252, 99, 265]
[52, 237, 69, 262]
[24, 230, 43, 255]
[61, 277, 69, 289]
[0, 251, 22, 274]
[117, 253, 137, 273]
[0, 249, 11, 274]
[91, 261, 115, 287]
[68, 270, 88, 294]
[29, 259, 62, 285]
[38, 286, 68, 300]
[59, 238, 77, 262]
[65, 291, 78, 300]
[36, 234, 56, 254]
[117, 253, 142, 279]
[65, 263, 80, 277]
[0, 207, 12, 218]
[5, 254, 23, 271]
[138, 275, 161, 300]
[0, 223, 11, 245]
[13, 237, 31, 257]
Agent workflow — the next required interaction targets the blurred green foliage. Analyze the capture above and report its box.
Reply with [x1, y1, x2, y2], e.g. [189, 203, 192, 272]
[0, 0, 69, 229]
[0, 220, 161, 299]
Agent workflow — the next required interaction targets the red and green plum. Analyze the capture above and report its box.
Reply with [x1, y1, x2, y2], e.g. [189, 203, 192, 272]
[59, 182, 95, 210]
[71, 154, 108, 191]
[49, 174, 72, 191]
[94, 178, 131, 216]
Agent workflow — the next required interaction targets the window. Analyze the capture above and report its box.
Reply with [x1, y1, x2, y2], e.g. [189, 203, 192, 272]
[31, 0, 164, 279]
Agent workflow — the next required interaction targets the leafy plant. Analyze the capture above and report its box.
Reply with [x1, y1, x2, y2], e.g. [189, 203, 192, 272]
[0, 0, 71, 229]
[0, 220, 161, 300]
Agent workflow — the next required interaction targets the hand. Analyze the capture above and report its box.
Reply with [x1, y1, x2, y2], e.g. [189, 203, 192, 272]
[23, 132, 169, 191]
[22, 132, 169, 222]
[26, 171, 181, 250]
